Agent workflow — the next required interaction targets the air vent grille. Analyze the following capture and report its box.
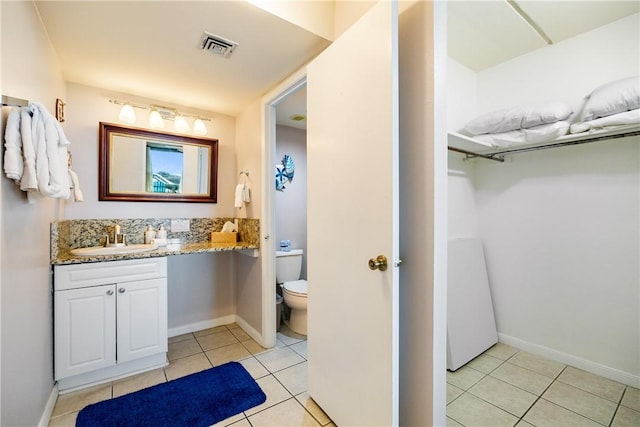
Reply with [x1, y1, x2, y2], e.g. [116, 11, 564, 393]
[200, 32, 238, 58]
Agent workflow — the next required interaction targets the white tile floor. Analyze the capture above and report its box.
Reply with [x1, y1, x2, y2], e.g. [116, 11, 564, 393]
[47, 327, 640, 427]
[48, 323, 334, 427]
[447, 343, 640, 427]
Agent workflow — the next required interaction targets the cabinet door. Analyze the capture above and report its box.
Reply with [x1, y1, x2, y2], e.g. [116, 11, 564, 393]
[55, 285, 116, 380]
[116, 278, 168, 363]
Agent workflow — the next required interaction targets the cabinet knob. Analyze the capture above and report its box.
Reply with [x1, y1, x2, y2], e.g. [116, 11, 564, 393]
[118, 288, 126, 294]
[106, 290, 114, 296]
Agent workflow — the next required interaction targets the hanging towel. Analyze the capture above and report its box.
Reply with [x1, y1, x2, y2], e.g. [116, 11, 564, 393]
[234, 183, 244, 208]
[68, 169, 84, 202]
[19, 106, 39, 192]
[31, 102, 71, 199]
[242, 183, 251, 203]
[3, 108, 23, 182]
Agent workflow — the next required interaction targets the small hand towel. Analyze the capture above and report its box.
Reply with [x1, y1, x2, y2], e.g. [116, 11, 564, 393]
[234, 183, 244, 208]
[68, 169, 84, 202]
[242, 184, 251, 203]
[3, 108, 23, 182]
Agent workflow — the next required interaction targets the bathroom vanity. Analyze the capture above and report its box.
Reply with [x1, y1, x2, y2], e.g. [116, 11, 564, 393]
[54, 258, 168, 391]
[50, 217, 260, 392]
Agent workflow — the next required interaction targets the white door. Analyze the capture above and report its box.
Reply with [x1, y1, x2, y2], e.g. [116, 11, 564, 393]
[117, 278, 168, 363]
[54, 284, 116, 380]
[306, 2, 400, 425]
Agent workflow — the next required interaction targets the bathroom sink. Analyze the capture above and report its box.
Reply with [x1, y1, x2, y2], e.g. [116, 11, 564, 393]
[70, 243, 158, 257]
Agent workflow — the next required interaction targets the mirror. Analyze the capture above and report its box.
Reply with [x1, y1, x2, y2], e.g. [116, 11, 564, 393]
[99, 122, 218, 202]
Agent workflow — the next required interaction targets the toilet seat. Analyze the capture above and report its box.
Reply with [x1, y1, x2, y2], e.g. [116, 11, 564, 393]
[282, 279, 307, 297]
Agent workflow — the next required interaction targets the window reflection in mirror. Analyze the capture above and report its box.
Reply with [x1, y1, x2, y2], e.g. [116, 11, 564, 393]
[99, 123, 218, 203]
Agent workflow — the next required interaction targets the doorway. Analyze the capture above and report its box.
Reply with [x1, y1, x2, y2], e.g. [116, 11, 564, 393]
[260, 72, 307, 348]
[274, 85, 308, 332]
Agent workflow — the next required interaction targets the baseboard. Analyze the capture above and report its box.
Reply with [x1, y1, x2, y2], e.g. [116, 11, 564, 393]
[234, 315, 267, 347]
[38, 384, 59, 427]
[498, 333, 640, 388]
[167, 315, 237, 337]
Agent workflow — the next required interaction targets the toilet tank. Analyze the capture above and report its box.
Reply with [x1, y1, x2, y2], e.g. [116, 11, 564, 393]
[276, 249, 303, 283]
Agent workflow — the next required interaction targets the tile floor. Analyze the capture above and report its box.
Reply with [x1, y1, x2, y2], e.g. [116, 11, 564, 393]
[46, 328, 640, 427]
[48, 323, 334, 427]
[447, 343, 640, 427]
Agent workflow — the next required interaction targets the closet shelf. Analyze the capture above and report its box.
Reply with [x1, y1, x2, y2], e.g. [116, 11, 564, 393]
[448, 123, 640, 162]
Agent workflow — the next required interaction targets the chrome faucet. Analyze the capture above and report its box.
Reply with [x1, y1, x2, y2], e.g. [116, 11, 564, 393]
[107, 224, 127, 247]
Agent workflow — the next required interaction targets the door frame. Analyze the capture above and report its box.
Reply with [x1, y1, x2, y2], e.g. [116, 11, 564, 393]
[260, 69, 307, 348]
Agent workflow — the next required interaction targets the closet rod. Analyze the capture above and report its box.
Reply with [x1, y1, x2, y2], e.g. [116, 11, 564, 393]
[1, 95, 28, 107]
[447, 146, 504, 163]
[488, 129, 640, 157]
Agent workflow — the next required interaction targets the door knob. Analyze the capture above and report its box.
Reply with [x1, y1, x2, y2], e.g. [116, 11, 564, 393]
[368, 255, 388, 271]
[106, 289, 114, 296]
[118, 288, 126, 293]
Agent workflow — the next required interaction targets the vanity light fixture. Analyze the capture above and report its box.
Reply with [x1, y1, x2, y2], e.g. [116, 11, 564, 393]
[193, 118, 207, 136]
[118, 104, 136, 124]
[148, 109, 165, 129]
[109, 99, 212, 135]
[174, 114, 190, 132]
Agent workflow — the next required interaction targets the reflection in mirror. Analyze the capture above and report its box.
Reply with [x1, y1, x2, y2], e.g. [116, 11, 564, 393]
[99, 122, 218, 203]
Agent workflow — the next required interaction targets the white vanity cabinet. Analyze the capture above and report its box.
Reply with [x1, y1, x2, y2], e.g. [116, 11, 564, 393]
[54, 257, 168, 391]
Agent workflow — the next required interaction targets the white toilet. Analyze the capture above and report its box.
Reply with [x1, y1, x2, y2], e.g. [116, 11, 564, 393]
[276, 249, 308, 335]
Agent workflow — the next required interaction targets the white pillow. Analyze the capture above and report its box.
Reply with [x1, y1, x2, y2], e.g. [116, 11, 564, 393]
[474, 121, 570, 148]
[580, 76, 640, 122]
[465, 101, 573, 135]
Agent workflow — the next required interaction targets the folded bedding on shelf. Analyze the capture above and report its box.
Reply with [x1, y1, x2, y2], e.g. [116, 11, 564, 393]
[570, 108, 640, 134]
[579, 76, 639, 122]
[464, 101, 573, 135]
[474, 121, 571, 148]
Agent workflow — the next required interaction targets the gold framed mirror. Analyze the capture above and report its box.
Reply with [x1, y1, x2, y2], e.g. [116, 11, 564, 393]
[99, 122, 218, 203]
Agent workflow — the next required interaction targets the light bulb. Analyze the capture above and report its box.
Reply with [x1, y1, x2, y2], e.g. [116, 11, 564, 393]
[193, 118, 207, 136]
[118, 104, 136, 124]
[149, 110, 165, 129]
[174, 115, 190, 133]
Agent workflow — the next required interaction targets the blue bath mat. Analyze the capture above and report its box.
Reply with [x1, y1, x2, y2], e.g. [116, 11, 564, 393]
[76, 362, 266, 427]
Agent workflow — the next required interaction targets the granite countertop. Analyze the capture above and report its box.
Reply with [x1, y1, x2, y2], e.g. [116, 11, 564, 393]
[52, 241, 259, 265]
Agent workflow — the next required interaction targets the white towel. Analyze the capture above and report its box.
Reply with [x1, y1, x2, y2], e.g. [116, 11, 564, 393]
[3, 108, 23, 182]
[234, 183, 244, 208]
[68, 169, 84, 202]
[31, 102, 70, 199]
[242, 184, 251, 203]
[20, 106, 38, 191]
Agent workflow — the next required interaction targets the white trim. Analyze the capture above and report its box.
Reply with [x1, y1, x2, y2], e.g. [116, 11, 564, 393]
[167, 315, 236, 338]
[433, 1, 449, 426]
[234, 315, 265, 346]
[57, 353, 168, 393]
[38, 384, 59, 427]
[260, 67, 308, 350]
[498, 333, 640, 388]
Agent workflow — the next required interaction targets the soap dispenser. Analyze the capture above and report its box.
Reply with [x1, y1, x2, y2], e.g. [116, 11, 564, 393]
[156, 224, 167, 246]
[144, 225, 156, 244]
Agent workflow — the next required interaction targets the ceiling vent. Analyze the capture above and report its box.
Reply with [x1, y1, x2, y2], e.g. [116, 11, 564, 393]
[200, 32, 238, 58]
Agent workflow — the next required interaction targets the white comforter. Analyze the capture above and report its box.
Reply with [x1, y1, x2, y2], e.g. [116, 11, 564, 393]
[570, 109, 640, 134]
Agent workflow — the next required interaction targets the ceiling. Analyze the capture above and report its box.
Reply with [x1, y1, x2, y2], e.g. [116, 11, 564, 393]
[33, 1, 638, 132]
[448, 1, 639, 72]
[34, 1, 330, 118]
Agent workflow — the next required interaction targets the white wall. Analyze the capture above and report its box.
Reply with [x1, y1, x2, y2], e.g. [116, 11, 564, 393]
[1, 2, 66, 425]
[475, 139, 639, 380]
[234, 99, 264, 335]
[448, 14, 640, 384]
[275, 125, 307, 279]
